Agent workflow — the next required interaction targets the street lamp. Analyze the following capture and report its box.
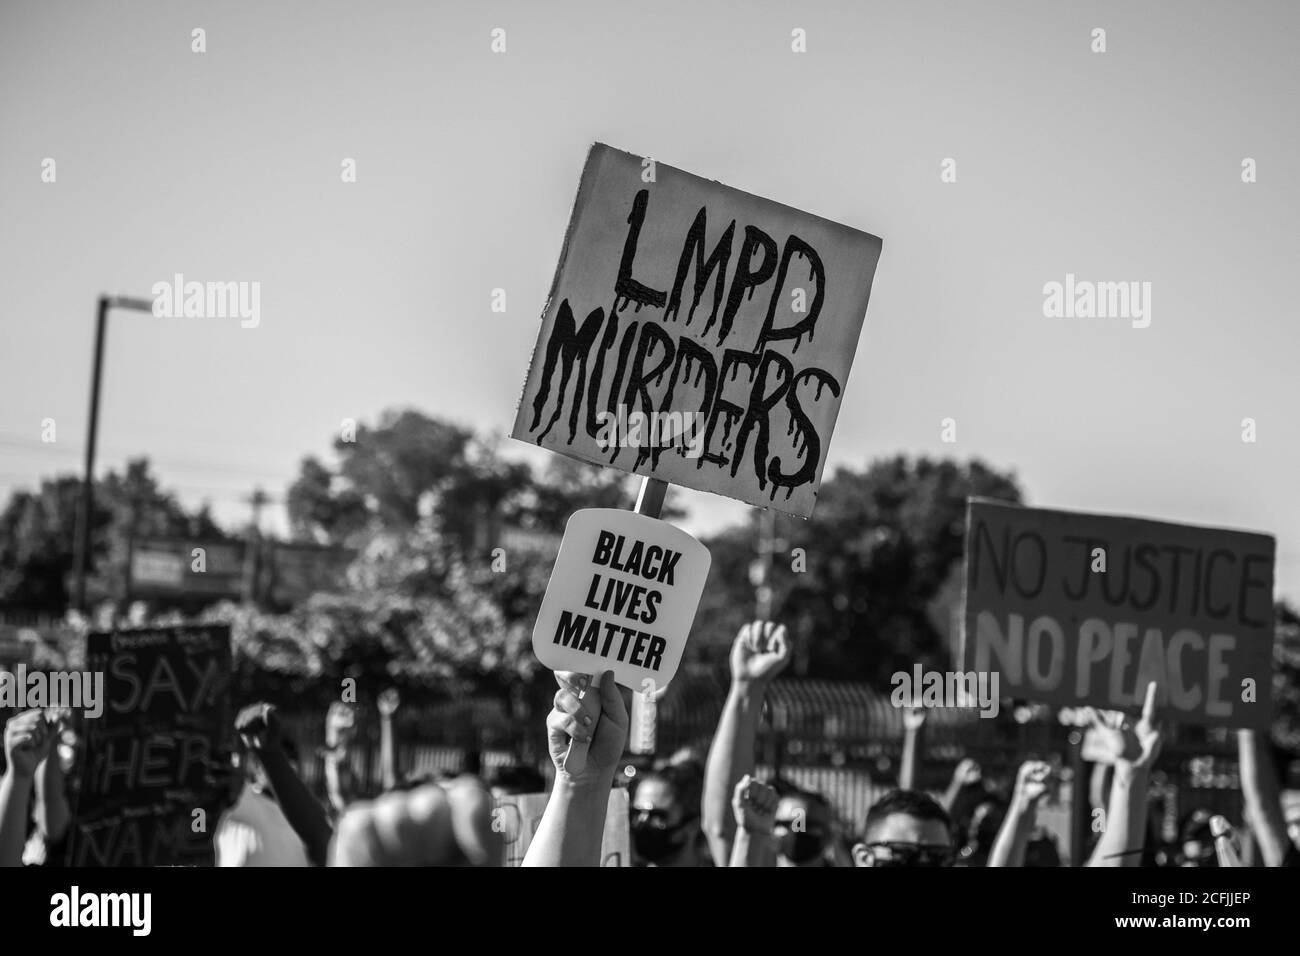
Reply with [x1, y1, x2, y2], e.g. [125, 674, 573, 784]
[72, 293, 156, 611]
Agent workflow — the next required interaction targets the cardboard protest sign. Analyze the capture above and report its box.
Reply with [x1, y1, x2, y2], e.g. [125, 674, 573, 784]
[512, 143, 883, 517]
[532, 509, 709, 691]
[961, 500, 1275, 729]
[496, 787, 630, 867]
[67, 624, 234, 865]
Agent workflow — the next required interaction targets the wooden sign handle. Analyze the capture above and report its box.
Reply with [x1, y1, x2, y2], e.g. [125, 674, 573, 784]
[562, 476, 669, 775]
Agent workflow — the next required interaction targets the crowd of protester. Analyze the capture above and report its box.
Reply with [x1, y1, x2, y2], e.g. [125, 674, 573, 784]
[0, 620, 1296, 867]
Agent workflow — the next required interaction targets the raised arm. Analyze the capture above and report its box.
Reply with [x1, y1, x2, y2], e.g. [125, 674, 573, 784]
[1086, 683, 1163, 868]
[1, 711, 52, 867]
[942, 758, 981, 811]
[729, 774, 778, 867]
[988, 760, 1051, 867]
[322, 702, 358, 814]
[702, 621, 790, 866]
[1237, 729, 1290, 866]
[899, 708, 925, 791]
[237, 703, 334, 866]
[33, 709, 71, 845]
[1088, 762, 1112, 816]
[377, 689, 401, 792]
[523, 670, 629, 867]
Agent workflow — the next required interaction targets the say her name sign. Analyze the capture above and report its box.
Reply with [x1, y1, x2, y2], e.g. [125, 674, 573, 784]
[512, 144, 883, 518]
[961, 500, 1275, 729]
[67, 624, 234, 866]
[533, 509, 709, 690]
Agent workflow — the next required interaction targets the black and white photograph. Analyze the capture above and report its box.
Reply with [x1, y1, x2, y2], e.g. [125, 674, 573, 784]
[0, 0, 1295, 937]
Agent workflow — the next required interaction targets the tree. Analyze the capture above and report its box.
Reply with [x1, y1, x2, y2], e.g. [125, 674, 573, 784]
[695, 456, 1023, 684]
[286, 455, 368, 544]
[0, 476, 83, 610]
[0, 459, 225, 614]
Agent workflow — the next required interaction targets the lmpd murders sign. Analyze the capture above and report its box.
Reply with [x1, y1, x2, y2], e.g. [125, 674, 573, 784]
[960, 500, 1275, 729]
[533, 509, 709, 691]
[512, 144, 883, 518]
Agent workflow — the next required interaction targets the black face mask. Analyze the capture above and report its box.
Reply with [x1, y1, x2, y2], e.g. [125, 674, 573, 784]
[777, 831, 827, 865]
[632, 819, 690, 863]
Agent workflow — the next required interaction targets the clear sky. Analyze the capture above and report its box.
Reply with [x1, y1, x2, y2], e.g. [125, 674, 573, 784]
[3, 0, 1298, 599]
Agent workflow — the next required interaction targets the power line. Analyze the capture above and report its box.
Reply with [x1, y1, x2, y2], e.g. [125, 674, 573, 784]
[0, 436, 298, 485]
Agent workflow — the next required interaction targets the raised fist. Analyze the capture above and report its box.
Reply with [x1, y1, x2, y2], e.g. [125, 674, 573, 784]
[1014, 760, 1053, 805]
[235, 702, 283, 753]
[729, 621, 791, 686]
[330, 778, 501, 867]
[951, 758, 982, 788]
[732, 774, 778, 836]
[325, 701, 356, 749]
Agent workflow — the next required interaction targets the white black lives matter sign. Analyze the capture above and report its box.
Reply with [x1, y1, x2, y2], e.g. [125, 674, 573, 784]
[533, 510, 709, 689]
[512, 143, 883, 518]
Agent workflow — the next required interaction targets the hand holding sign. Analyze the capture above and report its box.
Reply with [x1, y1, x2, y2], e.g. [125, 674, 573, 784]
[730, 621, 791, 687]
[3, 709, 52, 779]
[43, 707, 73, 734]
[545, 670, 629, 785]
[532, 505, 709, 773]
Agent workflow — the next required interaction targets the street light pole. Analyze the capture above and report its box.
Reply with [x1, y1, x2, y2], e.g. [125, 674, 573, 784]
[751, 508, 786, 619]
[72, 294, 156, 611]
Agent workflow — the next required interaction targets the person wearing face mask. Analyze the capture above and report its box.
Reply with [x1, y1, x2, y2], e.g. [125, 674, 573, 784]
[630, 763, 705, 867]
[770, 784, 837, 867]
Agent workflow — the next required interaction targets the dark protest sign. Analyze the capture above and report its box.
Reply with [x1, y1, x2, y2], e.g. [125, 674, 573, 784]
[67, 624, 234, 866]
[960, 500, 1275, 729]
[532, 508, 709, 691]
[512, 144, 883, 517]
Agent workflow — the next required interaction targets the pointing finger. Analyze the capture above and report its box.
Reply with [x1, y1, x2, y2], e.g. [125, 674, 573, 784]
[1141, 681, 1158, 724]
